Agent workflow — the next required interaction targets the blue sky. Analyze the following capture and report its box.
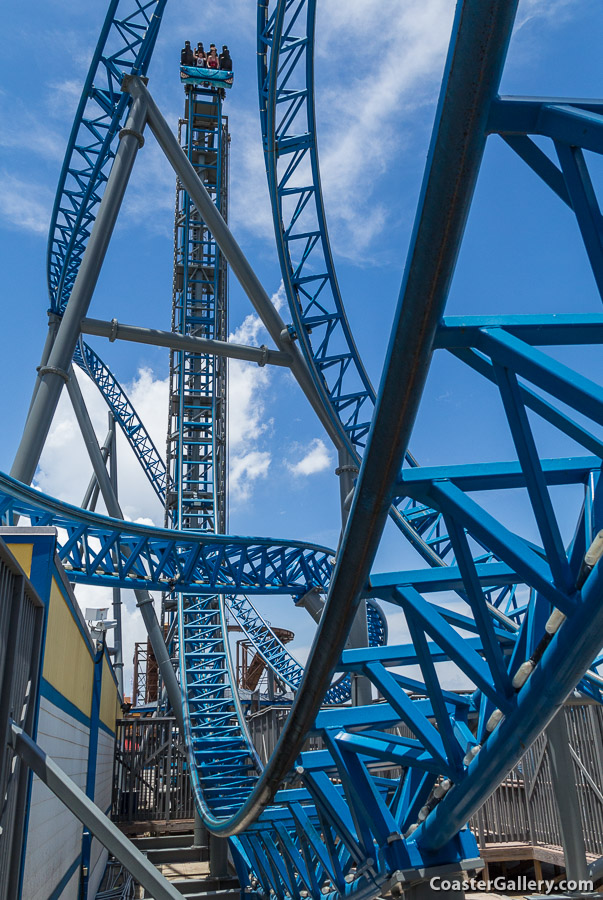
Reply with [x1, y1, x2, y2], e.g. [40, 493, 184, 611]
[0, 0, 601, 693]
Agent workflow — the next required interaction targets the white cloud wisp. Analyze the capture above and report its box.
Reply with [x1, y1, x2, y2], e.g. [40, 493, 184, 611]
[227, 285, 285, 504]
[287, 438, 332, 477]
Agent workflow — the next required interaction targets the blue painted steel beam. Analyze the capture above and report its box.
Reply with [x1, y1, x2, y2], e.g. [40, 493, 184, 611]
[416, 545, 603, 852]
[369, 562, 516, 597]
[436, 315, 603, 348]
[475, 329, 603, 424]
[396, 456, 595, 495]
[450, 346, 603, 458]
[488, 98, 603, 153]
[0, 472, 332, 596]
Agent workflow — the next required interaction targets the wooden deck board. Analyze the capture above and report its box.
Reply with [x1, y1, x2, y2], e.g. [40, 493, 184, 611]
[480, 842, 599, 867]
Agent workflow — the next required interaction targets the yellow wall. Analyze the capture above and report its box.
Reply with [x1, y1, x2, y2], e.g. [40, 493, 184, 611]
[4, 538, 119, 726]
[8, 542, 33, 576]
[42, 576, 94, 718]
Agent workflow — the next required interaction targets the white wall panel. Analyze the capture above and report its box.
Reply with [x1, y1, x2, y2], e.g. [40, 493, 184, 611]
[21, 698, 88, 900]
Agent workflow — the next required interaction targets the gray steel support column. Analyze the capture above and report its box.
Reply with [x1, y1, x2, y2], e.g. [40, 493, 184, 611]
[108, 411, 124, 700]
[81, 425, 113, 511]
[123, 75, 345, 454]
[336, 448, 371, 706]
[294, 586, 325, 623]
[65, 366, 184, 732]
[209, 832, 229, 877]
[10, 93, 147, 487]
[80, 316, 291, 367]
[546, 709, 589, 882]
[9, 723, 184, 900]
[267, 668, 275, 702]
[66, 367, 118, 513]
[27, 311, 61, 416]
[193, 809, 209, 852]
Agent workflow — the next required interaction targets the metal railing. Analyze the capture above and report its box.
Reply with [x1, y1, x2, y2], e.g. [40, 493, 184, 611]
[473, 703, 603, 858]
[0, 534, 46, 900]
[112, 717, 194, 824]
[246, 702, 603, 863]
[111, 701, 603, 866]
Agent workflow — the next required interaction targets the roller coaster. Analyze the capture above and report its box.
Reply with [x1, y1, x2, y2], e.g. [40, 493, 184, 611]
[4, 0, 603, 898]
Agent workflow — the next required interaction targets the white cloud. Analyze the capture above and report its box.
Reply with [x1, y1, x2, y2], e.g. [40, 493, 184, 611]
[0, 82, 75, 164]
[229, 105, 275, 240]
[287, 438, 332, 477]
[312, 0, 455, 258]
[227, 283, 285, 505]
[228, 314, 272, 451]
[515, 0, 577, 30]
[227, 0, 581, 260]
[270, 281, 286, 312]
[0, 172, 52, 235]
[46, 79, 83, 118]
[34, 365, 167, 525]
[229, 449, 271, 503]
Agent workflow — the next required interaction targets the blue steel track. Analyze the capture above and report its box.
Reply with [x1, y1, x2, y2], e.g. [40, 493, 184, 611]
[9, 0, 603, 898]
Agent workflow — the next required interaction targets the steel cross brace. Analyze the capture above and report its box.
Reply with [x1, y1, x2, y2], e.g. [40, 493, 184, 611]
[9, 722, 184, 900]
[81, 316, 292, 367]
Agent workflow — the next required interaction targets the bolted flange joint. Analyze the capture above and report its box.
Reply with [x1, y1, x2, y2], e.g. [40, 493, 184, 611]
[37, 365, 70, 383]
[119, 127, 145, 148]
[335, 464, 359, 477]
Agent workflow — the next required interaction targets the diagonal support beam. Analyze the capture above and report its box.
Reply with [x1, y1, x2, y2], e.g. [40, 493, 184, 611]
[9, 722, 184, 900]
[475, 327, 603, 424]
[66, 365, 184, 730]
[11, 94, 148, 487]
[81, 421, 114, 512]
[122, 74, 344, 452]
[416, 534, 603, 852]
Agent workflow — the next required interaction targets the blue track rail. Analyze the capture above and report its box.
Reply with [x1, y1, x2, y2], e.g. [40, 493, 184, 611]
[74, 339, 168, 503]
[256, 0, 525, 613]
[0, 472, 333, 596]
[47, 0, 167, 314]
[227, 595, 388, 704]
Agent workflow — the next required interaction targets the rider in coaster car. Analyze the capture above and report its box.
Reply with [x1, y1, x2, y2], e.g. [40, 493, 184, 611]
[206, 46, 220, 69]
[181, 40, 195, 66]
[219, 45, 232, 70]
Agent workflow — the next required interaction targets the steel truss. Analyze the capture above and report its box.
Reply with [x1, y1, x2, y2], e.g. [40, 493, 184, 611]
[0, 473, 332, 596]
[47, 0, 167, 315]
[4, 1, 603, 899]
